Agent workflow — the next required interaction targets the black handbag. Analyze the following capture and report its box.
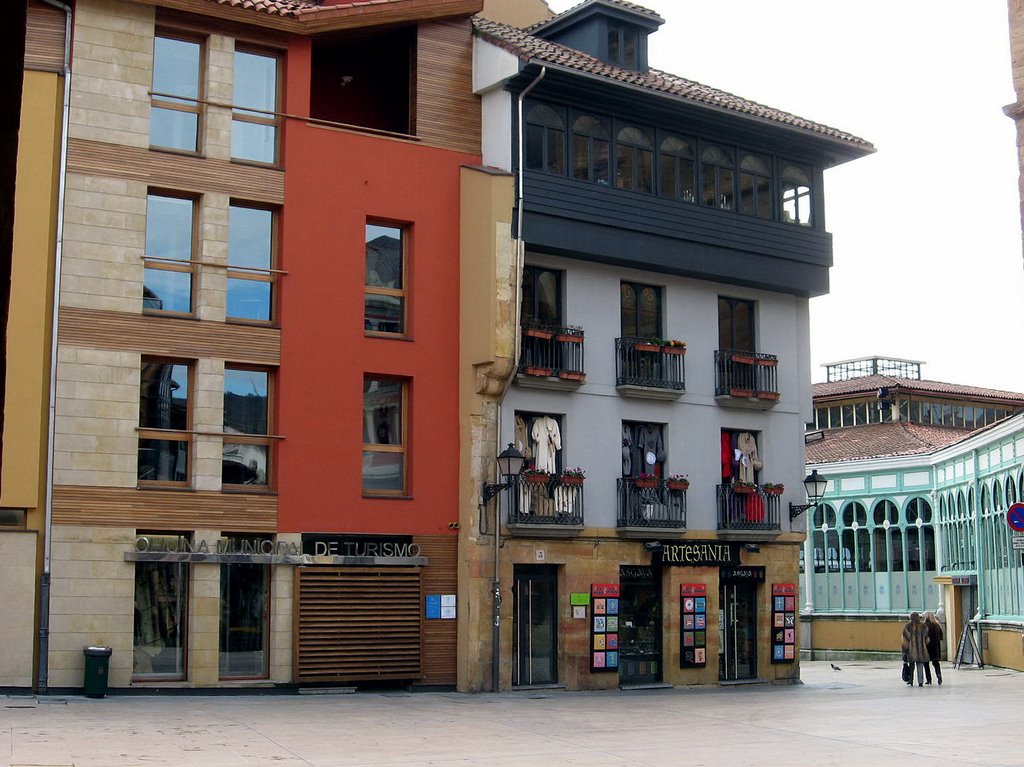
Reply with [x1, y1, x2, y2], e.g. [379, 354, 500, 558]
[901, 658, 912, 683]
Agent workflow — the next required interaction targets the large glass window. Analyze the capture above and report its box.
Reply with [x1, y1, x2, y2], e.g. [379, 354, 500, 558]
[718, 296, 755, 353]
[572, 115, 610, 184]
[133, 542, 187, 679]
[739, 154, 772, 219]
[151, 34, 202, 152]
[363, 377, 406, 494]
[232, 49, 279, 164]
[781, 163, 813, 226]
[138, 360, 191, 485]
[658, 135, 695, 202]
[220, 549, 268, 679]
[607, 26, 638, 68]
[227, 204, 275, 322]
[620, 282, 661, 339]
[701, 144, 734, 210]
[365, 223, 406, 334]
[222, 367, 270, 487]
[144, 194, 195, 314]
[525, 103, 566, 175]
[615, 126, 653, 193]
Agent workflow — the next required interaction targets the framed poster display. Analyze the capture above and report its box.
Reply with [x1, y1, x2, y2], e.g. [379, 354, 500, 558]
[680, 583, 708, 668]
[771, 583, 797, 663]
[591, 583, 620, 672]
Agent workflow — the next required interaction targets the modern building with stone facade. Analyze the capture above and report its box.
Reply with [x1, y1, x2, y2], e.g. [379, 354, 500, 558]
[15, 0, 491, 693]
[803, 357, 1024, 671]
[460, 0, 873, 691]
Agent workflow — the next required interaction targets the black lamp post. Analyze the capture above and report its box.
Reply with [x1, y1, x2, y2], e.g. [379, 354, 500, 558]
[482, 443, 525, 692]
[790, 469, 828, 520]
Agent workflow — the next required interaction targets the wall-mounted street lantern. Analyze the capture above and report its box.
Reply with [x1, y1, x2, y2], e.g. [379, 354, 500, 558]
[482, 443, 526, 502]
[790, 469, 828, 521]
[482, 443, 525, 692]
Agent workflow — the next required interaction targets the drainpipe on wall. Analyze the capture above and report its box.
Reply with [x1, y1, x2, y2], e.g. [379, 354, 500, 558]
[489, 65, 546, 693]
[970, 447, 985, 665]
[38, 0, 73, 695]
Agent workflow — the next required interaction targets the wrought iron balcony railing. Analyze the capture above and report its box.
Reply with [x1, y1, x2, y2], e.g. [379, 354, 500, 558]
[716, 484, 781, 532]
[617, 477, 687, 529]
[519, 324, 585, 381]
[505, 474, 585, 527]
[714, 349, 779, 400]
[615, 337, 685, 391]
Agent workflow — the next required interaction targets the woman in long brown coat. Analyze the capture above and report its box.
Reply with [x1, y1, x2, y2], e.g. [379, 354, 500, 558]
[901, 612, 930, 687]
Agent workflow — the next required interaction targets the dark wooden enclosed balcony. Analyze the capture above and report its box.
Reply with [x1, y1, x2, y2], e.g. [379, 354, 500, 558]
[616, 477, 687, 532]
[716, 484, 781, 536]
[518, 324, 586, 389]
[714, 349, 779, 407]
[615, 337, 686, 399]
[505, 474, 584, 534]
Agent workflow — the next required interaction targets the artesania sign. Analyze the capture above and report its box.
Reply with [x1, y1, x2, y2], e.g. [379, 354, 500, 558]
[659, 541, 739, 566]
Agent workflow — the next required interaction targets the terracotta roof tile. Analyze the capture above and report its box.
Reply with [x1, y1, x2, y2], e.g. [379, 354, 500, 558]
[201, 0, 467, 20]
[805, 422, 975, 464]
[473, 17, 872, 151]
[813, 374, 1024, 403]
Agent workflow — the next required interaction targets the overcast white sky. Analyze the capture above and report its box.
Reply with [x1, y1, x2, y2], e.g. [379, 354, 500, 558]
[546, 0, 1024, 390]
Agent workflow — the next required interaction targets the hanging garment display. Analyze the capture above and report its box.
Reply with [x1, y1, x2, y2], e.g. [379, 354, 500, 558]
[621, 425, 633, 475]
[636, 424, 665, 475]
[531, 416, 561, 474]
[514, 415, 533, 463]
[735, 432, 762, 484]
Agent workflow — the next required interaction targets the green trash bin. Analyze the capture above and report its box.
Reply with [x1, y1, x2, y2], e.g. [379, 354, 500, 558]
[83, 646, 112, 698]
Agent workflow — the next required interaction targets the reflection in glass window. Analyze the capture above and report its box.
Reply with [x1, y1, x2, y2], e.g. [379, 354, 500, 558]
[739, 154, 772, 218]
[138, 360, 191, 484]
[525, 103, 566, 175]
[615, 126, 653, 193]
[521, 266, 561, 326]
[365, 223, 405, 334]
[572, 115, 610, 184]
[718, 296, 754, 353]
[232, 50, 279, 164]
[222, 367, 270, 487]
[151, 35, 202, 152]
[228, 204, 274, 322]
[363, 377, 406, 493]
[220, 554, 268, 678]
[133, 550, 187, 679]
[144, 194, 194, 314]
[658, 136, 695, 202]
[781, 163, 812, 225]
[701, 145, 734, 210]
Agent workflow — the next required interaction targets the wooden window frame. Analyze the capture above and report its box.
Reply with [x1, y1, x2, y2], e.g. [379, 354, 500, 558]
[132, 539, 189, 682]
[620, 281, 662, 339]
[364, 221, 409, 337]
[151, 30, 206, 155]
[781, 162, 813, 226]
[227, 201, 278, 324]
[701, 144, 736, 211]
[658, 134, 695, 203]
[143, 190, 198, 317]
[615, 125, 654, 194]
[739, 153, 773, 219]
[231, 45, 282, 166]
[525, 102, 567, 176]
[362, 376, 408, 496]
[222, 366, 274, 490]
[137, 358, 193, 488]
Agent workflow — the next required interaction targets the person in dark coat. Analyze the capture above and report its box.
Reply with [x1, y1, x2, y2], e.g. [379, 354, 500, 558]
[923, 611, 944, 685]
[901, 612, 930, 687]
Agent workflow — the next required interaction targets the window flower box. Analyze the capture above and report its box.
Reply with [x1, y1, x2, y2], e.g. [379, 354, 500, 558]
[634, 342, 660, 353]
[755, 357, 778, 367]
[763, 483, 784, 495]
[558, 370, 586, 382]
[731, 354, 756, 365]
[560, 468, 585, 486]
[524, 366, 554, 378]
[666, 479, 689, 491]
[729, 388, 754, 398]
[756, 391, 780, 401]
[523, 470, 551, 484]
[633, 475, 658, 488]
[524, 327, 554, 340]
[556, 332, 584, 344]
[732, 482, 756, 494]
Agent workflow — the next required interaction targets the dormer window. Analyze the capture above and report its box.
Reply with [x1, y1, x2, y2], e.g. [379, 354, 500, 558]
[607, 26, 638, 69]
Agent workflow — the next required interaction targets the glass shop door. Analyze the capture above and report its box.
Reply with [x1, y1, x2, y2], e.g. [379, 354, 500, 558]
[513, 565, 558, 686]
[719, 582, 757, 681]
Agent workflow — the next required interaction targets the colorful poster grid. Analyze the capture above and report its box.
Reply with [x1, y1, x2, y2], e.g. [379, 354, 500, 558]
[591, 583, 620, 672]
[771, 583, 797, 664]
[680, 583, 708, 668]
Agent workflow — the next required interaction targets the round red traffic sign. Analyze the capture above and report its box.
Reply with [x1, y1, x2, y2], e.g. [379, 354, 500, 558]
[1008, 503, 1024, 533]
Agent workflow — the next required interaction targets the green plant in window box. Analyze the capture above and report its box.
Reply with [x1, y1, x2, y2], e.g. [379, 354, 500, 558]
[560, 467, 586, 485]
[666, 474, 689, 490]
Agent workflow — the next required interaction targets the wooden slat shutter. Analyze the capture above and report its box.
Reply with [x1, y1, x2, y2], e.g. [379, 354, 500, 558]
[25, 1, 66, 72]
[294, 567, 421, 683]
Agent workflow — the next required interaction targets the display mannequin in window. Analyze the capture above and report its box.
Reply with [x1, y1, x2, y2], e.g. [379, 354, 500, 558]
[734, 432, 761, 483]
[531, 415, 561, 474]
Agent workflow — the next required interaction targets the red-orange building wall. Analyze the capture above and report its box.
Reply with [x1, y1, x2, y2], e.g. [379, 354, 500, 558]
[276, 38, 478, 536]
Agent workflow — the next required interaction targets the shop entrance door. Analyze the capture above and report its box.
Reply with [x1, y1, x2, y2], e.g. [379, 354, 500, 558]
[513, 565, 558, 686]
[719, 582, 757, 681]
[618, 565, 662, 684]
